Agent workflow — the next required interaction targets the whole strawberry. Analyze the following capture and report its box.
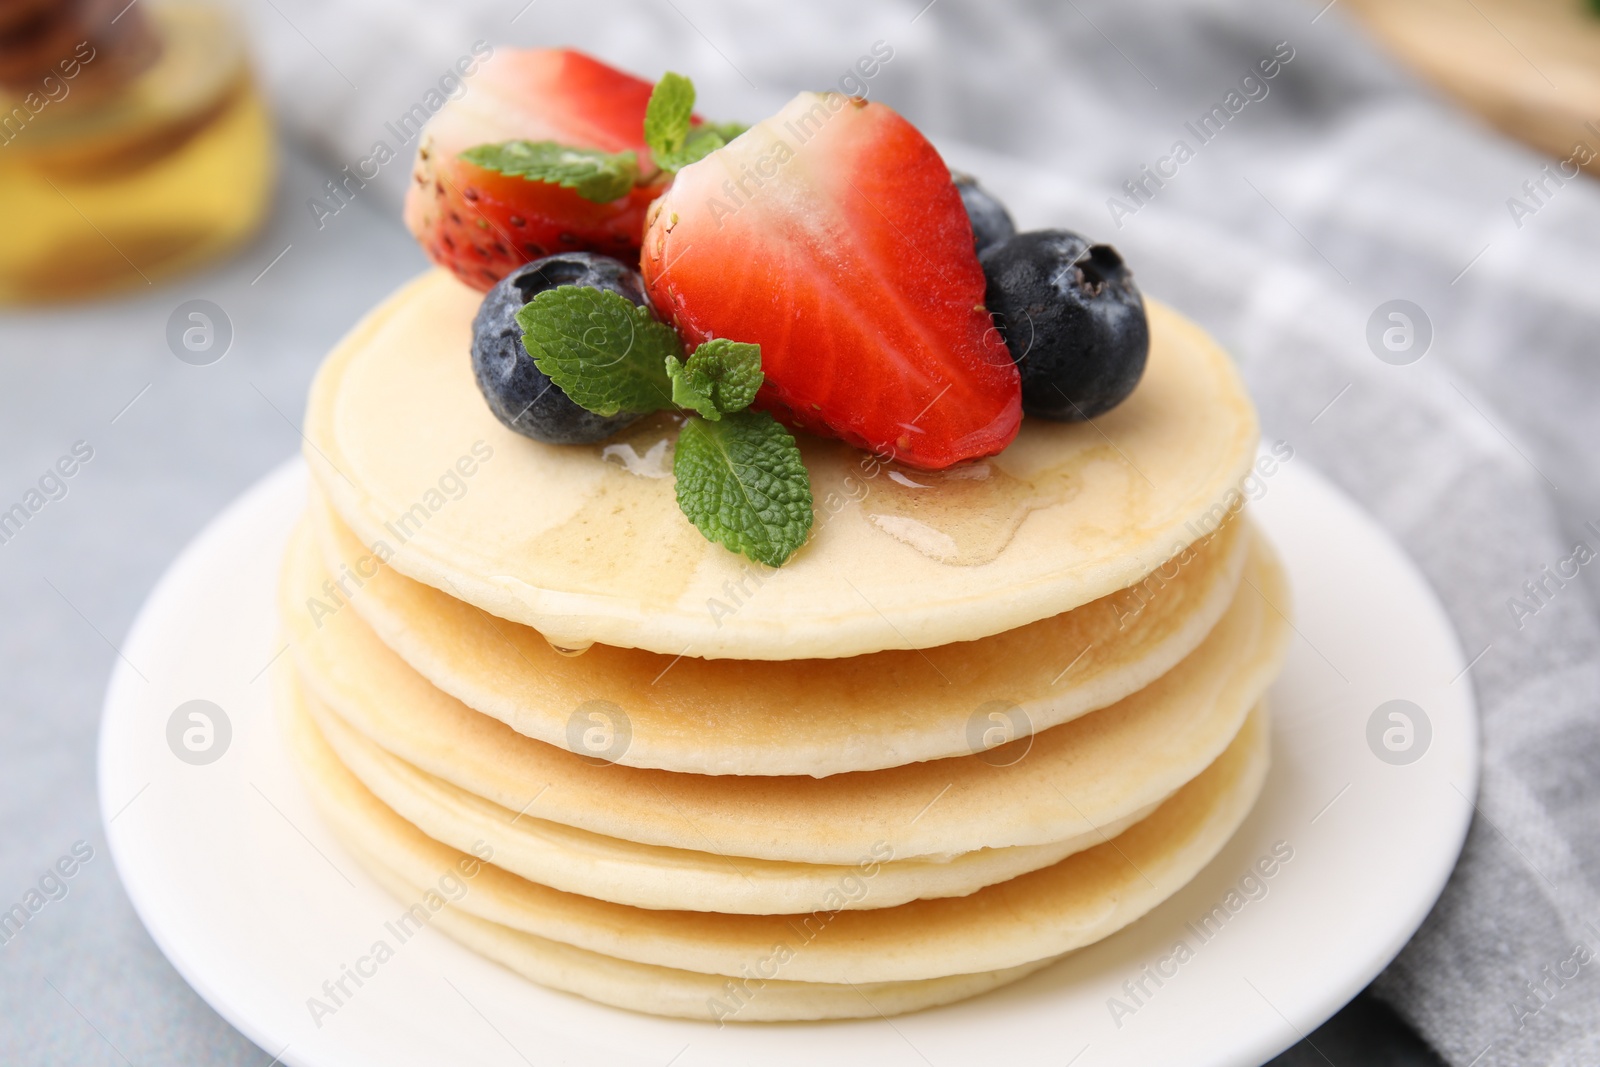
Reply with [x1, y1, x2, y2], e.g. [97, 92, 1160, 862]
[403, 48, 665, 291]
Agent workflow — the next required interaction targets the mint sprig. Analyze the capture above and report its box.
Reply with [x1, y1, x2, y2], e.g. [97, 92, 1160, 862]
[515, 290, 812, 565]
[666, 338, 763, 420]
[643, 72, 695, 159]
[459, 74, 745, 201]
[460, 141, 640, 203]
[674, 412, 813, 566]
[644, 72, 748, 172]
[516, 288, 678, 416]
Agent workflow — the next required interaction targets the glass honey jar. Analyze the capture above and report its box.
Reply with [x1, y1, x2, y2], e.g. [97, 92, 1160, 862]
[0, 0, 274, 303]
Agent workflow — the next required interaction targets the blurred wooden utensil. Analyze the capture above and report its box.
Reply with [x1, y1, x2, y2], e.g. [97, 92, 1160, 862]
[1342, 0, 1600, 175]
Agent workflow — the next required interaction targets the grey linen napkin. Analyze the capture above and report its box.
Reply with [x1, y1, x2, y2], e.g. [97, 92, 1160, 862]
[249, 0, 1600, 1062]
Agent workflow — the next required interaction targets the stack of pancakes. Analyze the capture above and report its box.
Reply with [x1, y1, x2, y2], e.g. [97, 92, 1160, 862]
[277, 269, 1290, 1022]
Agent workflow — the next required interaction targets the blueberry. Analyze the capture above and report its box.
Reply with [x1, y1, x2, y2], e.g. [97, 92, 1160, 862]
[980, 230, 1149, 421]
[471, 253, 647, 444]
[952, 172, 1016, 256]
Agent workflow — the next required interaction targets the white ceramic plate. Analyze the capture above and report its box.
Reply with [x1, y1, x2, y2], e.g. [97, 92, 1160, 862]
[99, 450, 1476, 1067]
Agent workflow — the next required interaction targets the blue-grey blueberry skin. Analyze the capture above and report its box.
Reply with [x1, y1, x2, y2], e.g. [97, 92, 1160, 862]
[471, 253, 647, 445]
[952, 171, 1017, 256]
[980, 229, 1149, 422]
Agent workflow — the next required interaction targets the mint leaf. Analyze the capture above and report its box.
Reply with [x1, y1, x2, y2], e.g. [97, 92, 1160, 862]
[516, 287, 680, 416]
[644, 73, 746, 172]
[460, 141, 639, 203]
[674, 411, 813, 566]
[697, 121, 749, 143]
[644, 72, 695, 167]
[666, 339, 763, 420]
[678, 124, 745, 168]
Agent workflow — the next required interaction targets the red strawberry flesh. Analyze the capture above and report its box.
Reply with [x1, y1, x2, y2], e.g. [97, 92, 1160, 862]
[640, 92, 1021, 470]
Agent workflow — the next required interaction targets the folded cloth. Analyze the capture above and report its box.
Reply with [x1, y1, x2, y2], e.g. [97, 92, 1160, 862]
[249, 0, 1600, 1062]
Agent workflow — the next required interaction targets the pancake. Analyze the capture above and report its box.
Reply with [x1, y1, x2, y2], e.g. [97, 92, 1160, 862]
[292, 673, 1145, 913]
[358, 853, 1058, 1023]
[283, 666, 1270, 989]
[301, 491, 1249, 776]
[302, 269, 1260, 660]
[282, 522, 1290, 864]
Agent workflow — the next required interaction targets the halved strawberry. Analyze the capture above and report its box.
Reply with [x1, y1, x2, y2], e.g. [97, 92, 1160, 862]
[640, 93, 1021, 470]
[404, 48, 664, 291]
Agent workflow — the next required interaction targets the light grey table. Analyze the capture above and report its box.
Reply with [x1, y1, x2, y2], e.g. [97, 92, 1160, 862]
[0, 139, 1437, 1065]
[0, 143, 425, 1064]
